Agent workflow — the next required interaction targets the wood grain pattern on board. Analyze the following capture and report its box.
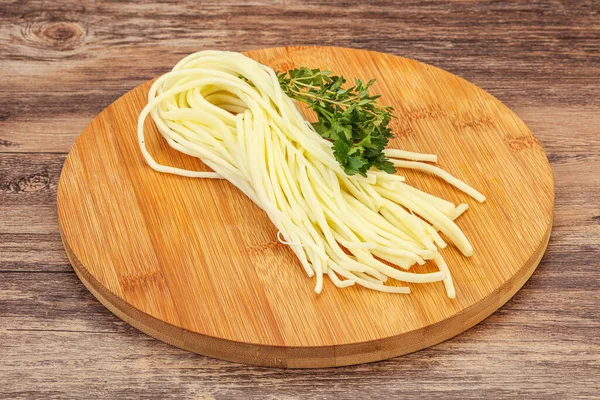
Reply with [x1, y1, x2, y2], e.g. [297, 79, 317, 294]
[56, 46, 553, 367]
[1, 1, 598, 154]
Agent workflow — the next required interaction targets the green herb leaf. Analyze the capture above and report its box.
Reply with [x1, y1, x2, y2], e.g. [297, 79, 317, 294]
[277, 67, 395, 176]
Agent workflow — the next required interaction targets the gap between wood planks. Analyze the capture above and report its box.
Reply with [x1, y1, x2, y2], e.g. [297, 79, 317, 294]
[5, 328, 124, 334]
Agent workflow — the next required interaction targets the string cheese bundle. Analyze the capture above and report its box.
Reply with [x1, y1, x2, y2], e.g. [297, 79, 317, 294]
[137, 50, 486, 297]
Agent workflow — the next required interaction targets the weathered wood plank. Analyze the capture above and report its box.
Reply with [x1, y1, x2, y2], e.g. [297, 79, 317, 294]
[2, 106, 599, 155]
[1, 151, 599, 265]
[0, 1, 598, 152]
[0, 154, 69, 271]
[0, 274, 598, 399]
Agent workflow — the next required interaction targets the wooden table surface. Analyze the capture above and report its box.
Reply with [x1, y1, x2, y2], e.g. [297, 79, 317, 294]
[1, 1, 598, 398]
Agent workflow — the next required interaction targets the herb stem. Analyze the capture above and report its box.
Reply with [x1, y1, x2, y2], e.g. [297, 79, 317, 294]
[278, 67, 396, 176]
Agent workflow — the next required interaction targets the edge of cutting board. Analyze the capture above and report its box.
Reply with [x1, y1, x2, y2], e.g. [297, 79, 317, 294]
[61, 225, 550, 368]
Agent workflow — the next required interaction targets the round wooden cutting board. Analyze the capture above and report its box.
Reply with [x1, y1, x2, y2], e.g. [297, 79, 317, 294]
[57, 46, 554, 368]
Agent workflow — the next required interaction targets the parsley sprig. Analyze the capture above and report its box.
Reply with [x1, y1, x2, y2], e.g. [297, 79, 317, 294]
[277, 67, 396, 176]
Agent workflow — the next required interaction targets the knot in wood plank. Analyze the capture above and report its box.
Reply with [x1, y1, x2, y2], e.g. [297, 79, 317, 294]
[21, 18, 86, 50]
[1, 171, 50, 193]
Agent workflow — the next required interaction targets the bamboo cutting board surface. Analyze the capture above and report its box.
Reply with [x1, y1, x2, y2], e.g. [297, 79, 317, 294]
[57, 46, 554, 368]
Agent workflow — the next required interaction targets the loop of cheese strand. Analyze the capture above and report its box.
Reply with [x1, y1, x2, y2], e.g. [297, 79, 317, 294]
[137, 50, 485, 297]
